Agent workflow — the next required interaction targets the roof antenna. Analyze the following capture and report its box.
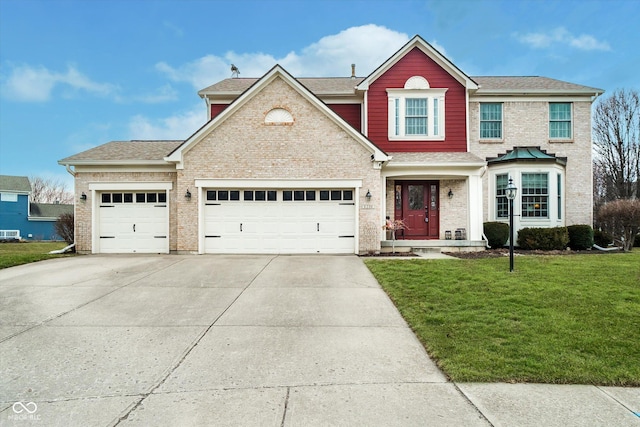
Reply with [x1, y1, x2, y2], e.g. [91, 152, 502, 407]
[231, 64, 240, 78]
[351, 63, 356, 79]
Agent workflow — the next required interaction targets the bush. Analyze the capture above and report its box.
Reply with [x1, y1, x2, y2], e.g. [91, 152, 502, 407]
[594, 229, 614, 247]
[517, 227, 569, 250]
[55, 213, 74, 245]
[567, 225, 594, 250]
[483, 222, 510, 248]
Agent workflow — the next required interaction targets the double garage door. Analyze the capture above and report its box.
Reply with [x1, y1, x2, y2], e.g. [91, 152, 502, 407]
[98, 191, 168, 253]
[203, 188, 356, 254]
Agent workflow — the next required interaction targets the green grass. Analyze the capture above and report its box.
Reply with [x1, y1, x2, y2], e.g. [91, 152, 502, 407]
[364, 253, 640, 385]
[0, 242, 74, 269]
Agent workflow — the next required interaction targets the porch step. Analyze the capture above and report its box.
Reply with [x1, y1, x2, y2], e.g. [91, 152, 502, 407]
[412, 247, 442, 254]
[381, 240, 487, 253]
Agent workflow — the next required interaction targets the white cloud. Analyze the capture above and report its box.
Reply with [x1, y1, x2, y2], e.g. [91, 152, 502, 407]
[515, 27, 611, 51]
[1, 64, 118, 102]
[128, 104, 206, 140]
[156, 24, 413, 89]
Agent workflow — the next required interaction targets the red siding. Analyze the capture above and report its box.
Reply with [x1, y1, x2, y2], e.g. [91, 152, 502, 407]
[367, 47, 467, 152]
[210, 104, 229, 119]
[327, 104, 361, 131]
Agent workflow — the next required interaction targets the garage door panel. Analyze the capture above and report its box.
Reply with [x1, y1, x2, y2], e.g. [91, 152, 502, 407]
[203, 189, 356, 254]
[98, 195, 168, 254]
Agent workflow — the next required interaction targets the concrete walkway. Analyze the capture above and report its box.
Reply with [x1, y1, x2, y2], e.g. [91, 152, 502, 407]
[0, 255, 638, 426]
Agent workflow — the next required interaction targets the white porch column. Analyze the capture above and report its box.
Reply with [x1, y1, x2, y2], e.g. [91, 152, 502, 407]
[468, 174, 484, 240]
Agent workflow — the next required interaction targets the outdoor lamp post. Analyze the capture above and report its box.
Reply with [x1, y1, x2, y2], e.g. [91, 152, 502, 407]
[505, 177, 518, 272]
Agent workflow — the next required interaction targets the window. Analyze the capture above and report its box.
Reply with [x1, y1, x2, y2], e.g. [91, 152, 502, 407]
[405, 98, 428, 135]
[496, 174, 509, 218]
[549, 103, 572, 139]
[0, 193, 18, 202]
[522, 173, 548, 218]
[387, 78, 446, 140]
[480, 103, 502, 139]
[557, 173, 562, 219]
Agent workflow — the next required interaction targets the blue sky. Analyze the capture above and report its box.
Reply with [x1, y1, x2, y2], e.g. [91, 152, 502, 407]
[1, 0, 638, 189]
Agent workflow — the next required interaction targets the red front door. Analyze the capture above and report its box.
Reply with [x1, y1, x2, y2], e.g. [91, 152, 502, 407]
[395, 181, 439, 239]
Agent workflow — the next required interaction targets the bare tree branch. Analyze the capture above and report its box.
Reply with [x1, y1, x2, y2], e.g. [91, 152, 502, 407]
[29, 176, 74, 204]
[593, 89, 640, 202]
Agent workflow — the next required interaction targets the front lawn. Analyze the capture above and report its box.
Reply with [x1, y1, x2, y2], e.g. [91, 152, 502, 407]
[364, 252, 640, 385]
[0, 242, 74, 269]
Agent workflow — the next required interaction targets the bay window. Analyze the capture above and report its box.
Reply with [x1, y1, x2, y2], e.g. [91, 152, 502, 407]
[521, 173, 549, 218]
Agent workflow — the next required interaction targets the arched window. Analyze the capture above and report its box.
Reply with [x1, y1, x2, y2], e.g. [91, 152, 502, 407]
[264, 108, 294, 125]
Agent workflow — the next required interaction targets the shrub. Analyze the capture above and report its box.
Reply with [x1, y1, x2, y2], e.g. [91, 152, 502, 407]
[593, 229, 614, 247]
[55, 213, 74, 245]
[567, 225, 594, 250]
[517, 227, 569, 250]
[597, 199, 640, 251]
[483, 222, 510, 248]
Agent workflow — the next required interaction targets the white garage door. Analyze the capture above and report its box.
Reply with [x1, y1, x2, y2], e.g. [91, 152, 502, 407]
[204, 189, 355, 254]
[98, 192, 168, 253]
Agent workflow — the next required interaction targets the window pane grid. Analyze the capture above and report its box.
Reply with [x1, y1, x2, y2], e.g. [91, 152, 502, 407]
[405, 98, 427, 135]
[522, 173, 549, 217]
[496, 174, 509, 218]
[480, 103, 502, 139]
[549, 103, 571, 138]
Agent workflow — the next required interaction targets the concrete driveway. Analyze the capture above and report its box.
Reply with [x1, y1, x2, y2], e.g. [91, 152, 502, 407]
[1, 255, 638, 426]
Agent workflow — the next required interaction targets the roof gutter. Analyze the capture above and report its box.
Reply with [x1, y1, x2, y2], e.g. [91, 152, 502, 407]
[63, 163, 76, 177]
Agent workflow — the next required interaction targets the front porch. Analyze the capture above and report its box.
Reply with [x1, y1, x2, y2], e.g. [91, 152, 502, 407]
[381, 239, 487, 253]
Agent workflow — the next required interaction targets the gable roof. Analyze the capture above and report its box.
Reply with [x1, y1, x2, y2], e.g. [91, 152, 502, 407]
[356, 35, 478, 91]
[0, 175, 31, 193]
[167, 65, 389, 165]
[58, 141, 183, 165]
[472, 76, 603, 95]
[30, 202, 74, 218]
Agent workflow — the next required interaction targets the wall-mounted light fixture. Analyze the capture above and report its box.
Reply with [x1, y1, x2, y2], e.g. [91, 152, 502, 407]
[448, 189, 454, 199]
[80, 192, 87, 201]
[185, 189, 192, 199]
[365, 189, 372, 201]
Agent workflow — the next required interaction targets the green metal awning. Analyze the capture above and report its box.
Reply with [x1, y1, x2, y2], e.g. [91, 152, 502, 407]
[487, 146, 566, 165]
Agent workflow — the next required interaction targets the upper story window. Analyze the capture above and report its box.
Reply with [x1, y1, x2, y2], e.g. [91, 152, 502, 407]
[480, 103, 503, 139]
[549, 103, 572, 139]
[387, 76, 446, 141]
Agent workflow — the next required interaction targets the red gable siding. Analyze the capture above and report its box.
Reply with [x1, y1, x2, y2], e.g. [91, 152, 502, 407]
[210, 104, 229, 119]
[367, 47, 467, 152]
[327, 104, 361, 131]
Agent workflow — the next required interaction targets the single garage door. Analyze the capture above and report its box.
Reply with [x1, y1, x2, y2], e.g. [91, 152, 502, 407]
[204, 189, 355, 254]
[98, 191, 168, 253]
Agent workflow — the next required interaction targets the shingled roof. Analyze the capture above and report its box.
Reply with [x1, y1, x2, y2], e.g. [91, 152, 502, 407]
[30, 202, 73, 218]
[199, 77, 366, 97]
[199, 75, 602, 97]
[58, 140, 184, 164]
[0, 175, 31, 193]
[472, 76, 603, 94]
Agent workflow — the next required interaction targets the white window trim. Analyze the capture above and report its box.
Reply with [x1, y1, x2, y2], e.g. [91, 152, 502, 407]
[387, 88, 447, 141]
[488, 164, 565, 229]
[0, 192, 19, 202]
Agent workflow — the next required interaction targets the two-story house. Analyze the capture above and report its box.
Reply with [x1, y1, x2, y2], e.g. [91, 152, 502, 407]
[59, 35, 602, 254]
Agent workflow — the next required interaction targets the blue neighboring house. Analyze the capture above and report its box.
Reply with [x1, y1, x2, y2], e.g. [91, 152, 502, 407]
[0, 175, 73, 241]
